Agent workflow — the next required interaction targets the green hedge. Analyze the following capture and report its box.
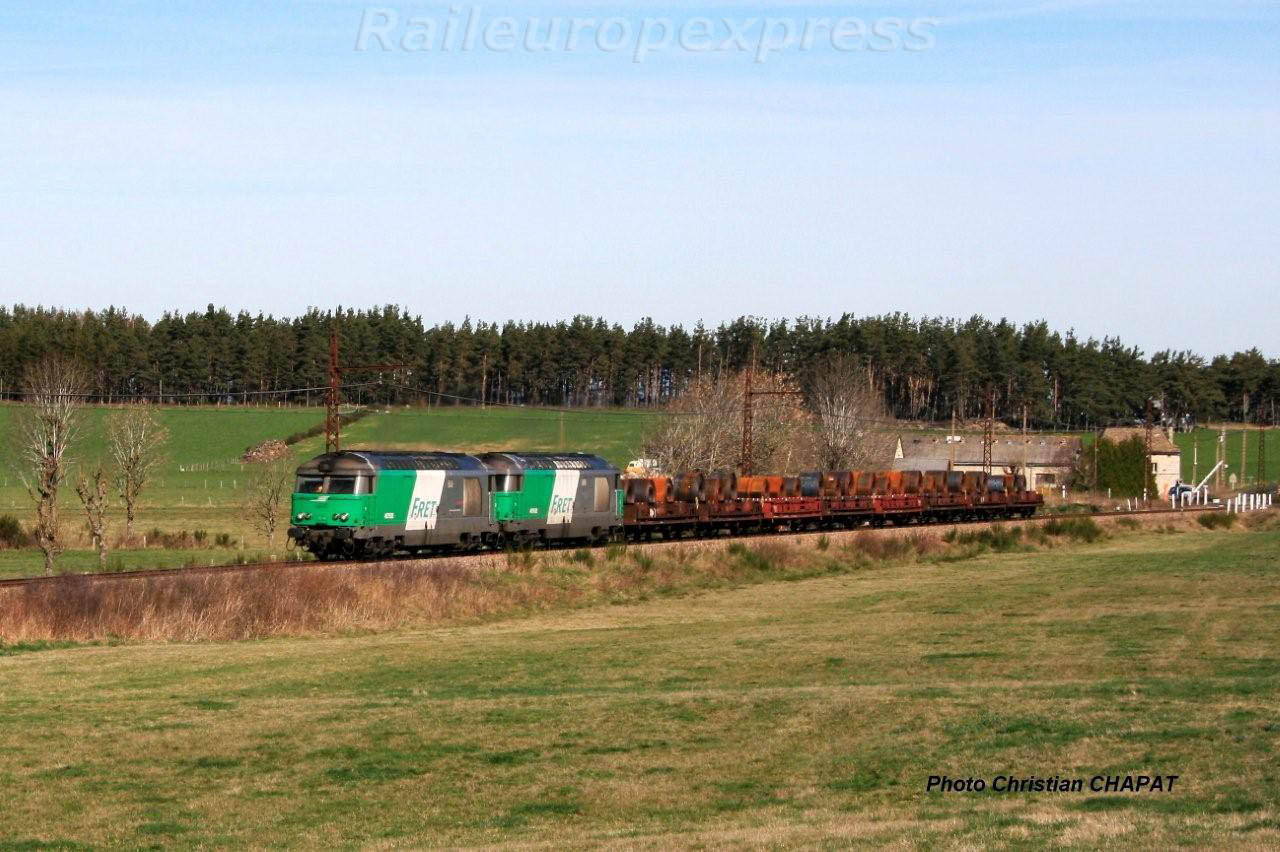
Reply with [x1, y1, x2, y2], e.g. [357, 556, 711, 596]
[1077, 436, 1157, 498]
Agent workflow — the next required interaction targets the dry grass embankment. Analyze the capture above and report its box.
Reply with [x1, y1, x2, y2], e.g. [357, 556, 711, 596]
[1, 523, 1277, 847]
[3, 509, 1268, 644]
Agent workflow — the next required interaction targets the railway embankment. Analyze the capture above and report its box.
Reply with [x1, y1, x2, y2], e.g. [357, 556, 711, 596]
[2, 507, 1270, 646]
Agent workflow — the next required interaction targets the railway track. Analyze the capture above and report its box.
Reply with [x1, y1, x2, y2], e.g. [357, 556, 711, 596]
[0, 506, 1219, 591]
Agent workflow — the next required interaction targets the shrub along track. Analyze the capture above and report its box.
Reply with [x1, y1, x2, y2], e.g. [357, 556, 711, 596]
[0, 507, 1217, 591]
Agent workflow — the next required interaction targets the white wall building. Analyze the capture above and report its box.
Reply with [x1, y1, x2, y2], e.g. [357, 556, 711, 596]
[1101, 427, 1183, 496]
[891, 435, 1081, 491]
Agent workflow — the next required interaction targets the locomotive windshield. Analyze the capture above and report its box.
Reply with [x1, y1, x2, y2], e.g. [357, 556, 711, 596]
[296, 476, 324, 494]
[327, 476, 359, 494]
[296, 475, 372, 495]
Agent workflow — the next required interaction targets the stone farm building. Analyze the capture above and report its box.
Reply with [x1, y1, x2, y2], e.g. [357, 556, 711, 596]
[891, 434, 1082, 492]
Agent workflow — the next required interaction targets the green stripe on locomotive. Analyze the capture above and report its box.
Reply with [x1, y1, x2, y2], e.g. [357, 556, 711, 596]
[291, 491, 370, 527]
[291, 471, 417, 530]
[488, 465, 622, 526]
[366, 468, 417, 526]
[491, 469, 557, 522]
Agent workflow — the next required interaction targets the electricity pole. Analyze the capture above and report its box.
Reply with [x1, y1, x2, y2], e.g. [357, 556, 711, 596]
[948, 408, 957, 472]
[324, 322, 412, 455]
[1258, 428, 1266, 484]
[324, 327, 342, 454]
[1241, 393, 1250, 487]
[1092, 430, 1099, 492]
[982, 386, 995, 475]
[1217, 426, 1226, 490]
[1021, 403, 1028, 481]
[740, 352, 801, 474]
[741, 361, 753, 472]
[1191, 436, 1198, 489]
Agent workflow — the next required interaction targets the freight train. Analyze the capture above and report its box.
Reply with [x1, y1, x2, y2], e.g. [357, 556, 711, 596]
[287, 451, 1043, 560]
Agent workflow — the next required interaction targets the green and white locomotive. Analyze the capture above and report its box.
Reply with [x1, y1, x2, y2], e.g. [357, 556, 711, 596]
[287, 451, 623, 559]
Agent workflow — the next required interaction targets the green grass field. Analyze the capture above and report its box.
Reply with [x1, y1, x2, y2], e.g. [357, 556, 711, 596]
[0, 404, 320, 512]
[334, 405, 658, 467]
[0, 404, 657, 575]
[1, 525, 1277, 847]
[1175, 428, 1280, 486]
[0, 403, 655, 511]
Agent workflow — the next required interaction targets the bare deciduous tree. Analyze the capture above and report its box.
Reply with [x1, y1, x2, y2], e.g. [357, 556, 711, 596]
[644, 371, 812, 474]
[74, 462, 111, 569]
[805, 355, 896, 470]
[643, 374, 740, 474]
[12, 356, 88, 575]
[106, 405, 168, 540]
[246, 454, 295, 553]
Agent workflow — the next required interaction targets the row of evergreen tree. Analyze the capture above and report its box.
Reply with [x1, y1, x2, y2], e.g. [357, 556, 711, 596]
[0, 305, 1275, 431]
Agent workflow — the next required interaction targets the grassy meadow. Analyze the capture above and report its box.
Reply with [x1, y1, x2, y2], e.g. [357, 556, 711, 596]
[0, 404, 320, 513]
[1, 518, 1277, 847]
[0, 402, 656, 512]
[1174, 428, 1280, 487]
[337, 405, 659, 466]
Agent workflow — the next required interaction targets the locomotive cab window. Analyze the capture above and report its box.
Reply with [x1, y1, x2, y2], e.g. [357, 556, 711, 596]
[463, 478, 483, 516]
[489, 474, 523, 492]
[299, 475, 371, 495]
[593, 476, 610, 512]
[296, 476, 324, 494]
[326, 476, 360, 495]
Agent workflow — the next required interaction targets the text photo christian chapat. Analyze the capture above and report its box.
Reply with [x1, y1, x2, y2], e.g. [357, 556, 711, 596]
[928, 775, 1181, 794]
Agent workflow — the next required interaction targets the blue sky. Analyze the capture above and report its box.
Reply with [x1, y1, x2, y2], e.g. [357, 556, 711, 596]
[0, 1, 1276, 355]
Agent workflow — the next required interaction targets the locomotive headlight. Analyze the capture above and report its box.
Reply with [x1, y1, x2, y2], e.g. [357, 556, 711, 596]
[295, 512, 312, 521]
[334, 512, 350, 521]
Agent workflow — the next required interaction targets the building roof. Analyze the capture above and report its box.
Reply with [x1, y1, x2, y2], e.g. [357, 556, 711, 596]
[894, 435, 1080, 469]
[1101, 427, 1180, 455]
